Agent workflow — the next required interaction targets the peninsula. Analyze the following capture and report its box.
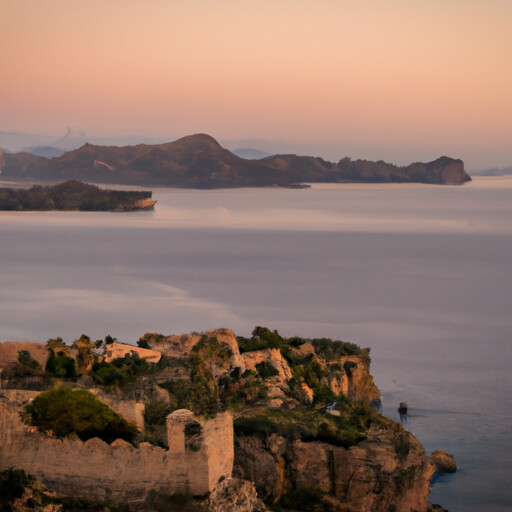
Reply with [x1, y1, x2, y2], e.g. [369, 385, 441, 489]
[0, 134, 471, 188]
[0, 180, 156, 211]
[0, 327, 453, 512]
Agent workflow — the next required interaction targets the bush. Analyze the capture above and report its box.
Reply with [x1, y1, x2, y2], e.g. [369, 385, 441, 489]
[236, 326, 285, 353]
[21, 388, 139, 444]
[219, 369, 269, 409]
[15, 350, 43, 377]
[255, 361, 279, 378]
[144, 399, 173, 426]
[311, 338, 362, 360]
[234, 401, 384, 449]
[89, 353, 149, 388]
[45, 353, 77, 380]
[0, 468, 128, 512]
[159, 355, 219, 417]
[0, 468, 34, 511]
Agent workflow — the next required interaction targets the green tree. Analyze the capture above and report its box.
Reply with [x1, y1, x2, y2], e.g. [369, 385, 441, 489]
[21, 388, 139, 444]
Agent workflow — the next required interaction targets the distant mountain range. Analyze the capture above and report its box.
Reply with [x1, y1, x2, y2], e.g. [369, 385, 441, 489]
[232, 147, 273, 160]
[0, 133, 471, 188]
[470, 166, 512, 176]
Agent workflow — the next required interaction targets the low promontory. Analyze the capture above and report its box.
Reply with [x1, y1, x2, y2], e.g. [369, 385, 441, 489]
[0, 327, 451, 512]
[0, 180, 155, 211]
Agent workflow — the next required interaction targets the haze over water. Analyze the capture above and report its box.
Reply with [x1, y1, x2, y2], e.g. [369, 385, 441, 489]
[1, 176, 511, 510]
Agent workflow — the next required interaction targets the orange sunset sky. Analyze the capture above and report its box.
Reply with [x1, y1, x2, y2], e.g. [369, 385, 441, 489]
[2, 0, 511, 170]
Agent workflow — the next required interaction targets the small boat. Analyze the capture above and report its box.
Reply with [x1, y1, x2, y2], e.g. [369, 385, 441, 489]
[398, 402, 408, 414]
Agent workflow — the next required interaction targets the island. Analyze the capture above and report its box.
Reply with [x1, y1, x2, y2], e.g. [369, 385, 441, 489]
[0, 180, 156, 211]
[0, 327, 452, 512]
[0, 133, 471, 188]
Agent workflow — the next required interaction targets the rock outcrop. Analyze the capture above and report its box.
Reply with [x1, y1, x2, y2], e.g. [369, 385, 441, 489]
[234, 424, 435, 512]
[208, 478, 266, 512]
[430, 450, 457, 473]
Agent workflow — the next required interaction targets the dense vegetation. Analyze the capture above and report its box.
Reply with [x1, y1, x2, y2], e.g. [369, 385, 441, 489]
[237, 326, 362, 358]
[89, 353, 149, 389]
[0, 180, 153, 211]
[21, 388, 139, 444]
[234, 400, 385, 449]
[0, 468, 126, 512]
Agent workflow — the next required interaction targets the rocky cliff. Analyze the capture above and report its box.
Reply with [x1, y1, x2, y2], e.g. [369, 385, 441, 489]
[0, 328, 445, 511]
[234, 425, 434, 512]
[1, 134, 471, 187]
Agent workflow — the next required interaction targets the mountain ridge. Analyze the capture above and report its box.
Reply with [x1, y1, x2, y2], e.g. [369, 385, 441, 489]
[0, 133, 471, 187]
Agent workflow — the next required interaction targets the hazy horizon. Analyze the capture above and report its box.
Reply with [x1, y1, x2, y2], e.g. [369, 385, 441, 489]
[2, 1, 511, 171]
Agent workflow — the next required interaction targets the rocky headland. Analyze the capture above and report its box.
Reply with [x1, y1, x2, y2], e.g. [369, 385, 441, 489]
[0, 134, 471, 188]
[0, 327, 454, 511]
[0, 180, 155, 211]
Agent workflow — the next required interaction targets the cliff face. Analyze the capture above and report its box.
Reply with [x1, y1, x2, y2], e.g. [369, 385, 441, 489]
[140, 328, 381, 407]
[234, 425, 434, 512]
[1, 134, 471, 187]
[0, 329, 439, 511]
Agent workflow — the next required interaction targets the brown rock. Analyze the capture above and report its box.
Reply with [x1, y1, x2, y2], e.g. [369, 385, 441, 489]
[233, 436, 285, 502]
[0, 341, 49, 370]
[430, 450, 457, 473]
[208, 478, 266, 512]
[234, 422, 434, 512]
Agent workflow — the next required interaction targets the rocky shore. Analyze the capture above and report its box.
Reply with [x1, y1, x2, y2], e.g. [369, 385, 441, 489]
[0, 327, 455, 511]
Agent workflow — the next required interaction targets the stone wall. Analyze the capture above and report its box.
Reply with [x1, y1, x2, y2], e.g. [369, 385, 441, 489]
[0, 397, 233, 506]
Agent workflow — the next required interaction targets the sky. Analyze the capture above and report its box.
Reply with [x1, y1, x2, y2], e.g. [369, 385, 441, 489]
[2, 0, 511, 170]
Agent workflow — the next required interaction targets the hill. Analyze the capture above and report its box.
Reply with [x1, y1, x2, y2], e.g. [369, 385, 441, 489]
[0, 134, 471, 187]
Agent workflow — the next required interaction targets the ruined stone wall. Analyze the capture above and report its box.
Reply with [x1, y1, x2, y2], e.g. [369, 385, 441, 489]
[99, 396, 146, 432]
[0, 399, 233, 506]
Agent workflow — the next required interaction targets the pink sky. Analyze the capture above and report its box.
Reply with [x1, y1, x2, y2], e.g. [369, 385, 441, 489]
[2, 0, 511, 170]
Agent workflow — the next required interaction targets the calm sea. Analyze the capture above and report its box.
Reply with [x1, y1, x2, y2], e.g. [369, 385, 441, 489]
[1, 177, 511, 511]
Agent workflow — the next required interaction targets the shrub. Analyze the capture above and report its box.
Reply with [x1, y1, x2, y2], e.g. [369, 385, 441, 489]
[160, 355, 219, 417]
[219, 369, 269, 409]
[21, 388, 139, 444]
[234, 404, 381, 449]
[394, 432, 412, 461]
[144, 399, 173, 426]
[89, 353, 149, 388]
[255, 361, 279, 378]
[0, 468, 127, 512]
[72, 335, 95, 374]
[236, 326, 285, 353]
[0, 468, 34, 511]
[15, 350, 43, 377]
[45, 353, 77, 380]
[311, 338, 362, 361]
[137, 338, 150, 349]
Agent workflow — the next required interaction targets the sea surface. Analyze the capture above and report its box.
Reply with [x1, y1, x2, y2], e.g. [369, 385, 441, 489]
[1, 176, 511, 511]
